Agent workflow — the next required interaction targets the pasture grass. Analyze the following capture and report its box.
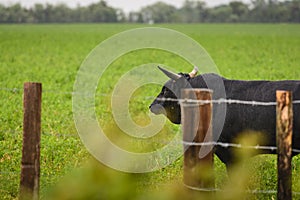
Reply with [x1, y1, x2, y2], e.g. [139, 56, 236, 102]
[0, 23, 300, 199]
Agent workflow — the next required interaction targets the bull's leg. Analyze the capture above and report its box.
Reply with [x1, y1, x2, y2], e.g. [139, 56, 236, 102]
[214, 146, 237, 178]
[215, 147, 234, 169]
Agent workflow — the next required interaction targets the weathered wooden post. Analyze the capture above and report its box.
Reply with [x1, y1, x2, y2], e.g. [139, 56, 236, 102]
[20, 83, 42, 200]
[276, 90, 292, 200]
[181, 88, 214, 190]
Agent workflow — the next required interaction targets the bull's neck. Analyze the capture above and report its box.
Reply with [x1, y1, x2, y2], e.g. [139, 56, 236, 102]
[188, 76, 208, 89]
[188, 73, 225, 89]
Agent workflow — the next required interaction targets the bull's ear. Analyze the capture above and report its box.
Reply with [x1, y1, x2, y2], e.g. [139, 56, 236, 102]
[158, 66, 181, 80]
[189, 66, 199, 78]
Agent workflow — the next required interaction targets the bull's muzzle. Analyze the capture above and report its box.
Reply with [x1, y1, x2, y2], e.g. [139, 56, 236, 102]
[149, 104, 165, 115]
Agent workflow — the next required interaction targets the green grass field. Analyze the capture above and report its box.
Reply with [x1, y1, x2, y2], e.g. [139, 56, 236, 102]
[1, 24, 300, 200]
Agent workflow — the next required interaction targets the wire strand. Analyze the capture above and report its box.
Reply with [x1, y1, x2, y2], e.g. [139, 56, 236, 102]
[2, 87, 300, 106]
[1, 128, 299, 152]
[181, 141, 300, 153]
[183, 184, 300, 195]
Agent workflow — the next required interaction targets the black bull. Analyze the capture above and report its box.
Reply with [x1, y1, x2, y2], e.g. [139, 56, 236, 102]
[149, 67, 300, 170]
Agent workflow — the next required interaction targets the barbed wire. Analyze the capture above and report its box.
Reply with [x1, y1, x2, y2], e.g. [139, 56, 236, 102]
[2, 86, 300, 106]
[42, 132, 78, 138]
[181, 98, 277, 106]
[143, 183, 300, 195]
[1, 129, 298, 153]
[0, 87, 22, 93]
[0, 130, 21, 135]
[2, 86, 300, 196]
[181, 141, 300, 153]
[0, 129, 78, 138]
[185, 184, 300, 195]
[0, 171, 19, 175]
[0, 171, 68, 177]
[0, 171, 298, 196]
[156, 97, 300, 106]
[0, 87, 153, 99]
[1, 128, 300, 153]
[0, 87, 78, 95]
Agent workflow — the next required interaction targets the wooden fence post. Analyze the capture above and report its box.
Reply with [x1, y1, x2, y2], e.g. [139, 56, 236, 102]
[20, 83, 42, 200]
[181, 89, 214, 190]
[276, 90, 292, 200]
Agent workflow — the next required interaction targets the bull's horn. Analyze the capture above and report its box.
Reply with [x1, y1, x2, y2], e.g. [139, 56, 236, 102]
[158, 66, 181, 80]
[189, 66, 199, 78]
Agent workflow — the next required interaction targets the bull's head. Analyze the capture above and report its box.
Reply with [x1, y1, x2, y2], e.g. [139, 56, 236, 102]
[149, 66, 198, 124]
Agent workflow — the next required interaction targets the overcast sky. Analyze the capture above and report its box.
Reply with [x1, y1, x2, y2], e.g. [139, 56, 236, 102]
[1, 0, 253, 12]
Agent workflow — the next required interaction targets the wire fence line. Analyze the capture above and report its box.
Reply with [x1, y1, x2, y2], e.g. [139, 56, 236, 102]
[2, 128, 300, 153]
[0, 171, 68, 178]
[3, 86, 300, 106]
[0, 129, 78, 138]
[0, 87, 23, 93]
[141, 183, 300, 195]
[0, 171, 19, 175]
[0, 87, 79, 96]
[156, 97, 300, 106]
[0, 87, 142, 98]
[3, 87, 300, 197]
[0, 87, 154, 100]
[184, 184, 300, 195]
[1, 170, 300, 196]
[0, 130, 21, 135]
[181, 141, 300, 153]
[3, 128, 299, 153]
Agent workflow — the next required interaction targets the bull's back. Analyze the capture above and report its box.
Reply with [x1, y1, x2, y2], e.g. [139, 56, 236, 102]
[221, 79, 300, 147]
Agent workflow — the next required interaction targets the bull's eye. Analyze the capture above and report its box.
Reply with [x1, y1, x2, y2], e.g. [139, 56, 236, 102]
[164, 88, 170, 95]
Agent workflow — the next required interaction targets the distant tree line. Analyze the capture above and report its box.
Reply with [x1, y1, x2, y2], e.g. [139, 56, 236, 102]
[0, 0, 299, 23]
[0, 1, 124, 23]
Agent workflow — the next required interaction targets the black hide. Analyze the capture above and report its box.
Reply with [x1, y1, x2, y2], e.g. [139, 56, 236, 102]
[150, 73, 300, 169]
